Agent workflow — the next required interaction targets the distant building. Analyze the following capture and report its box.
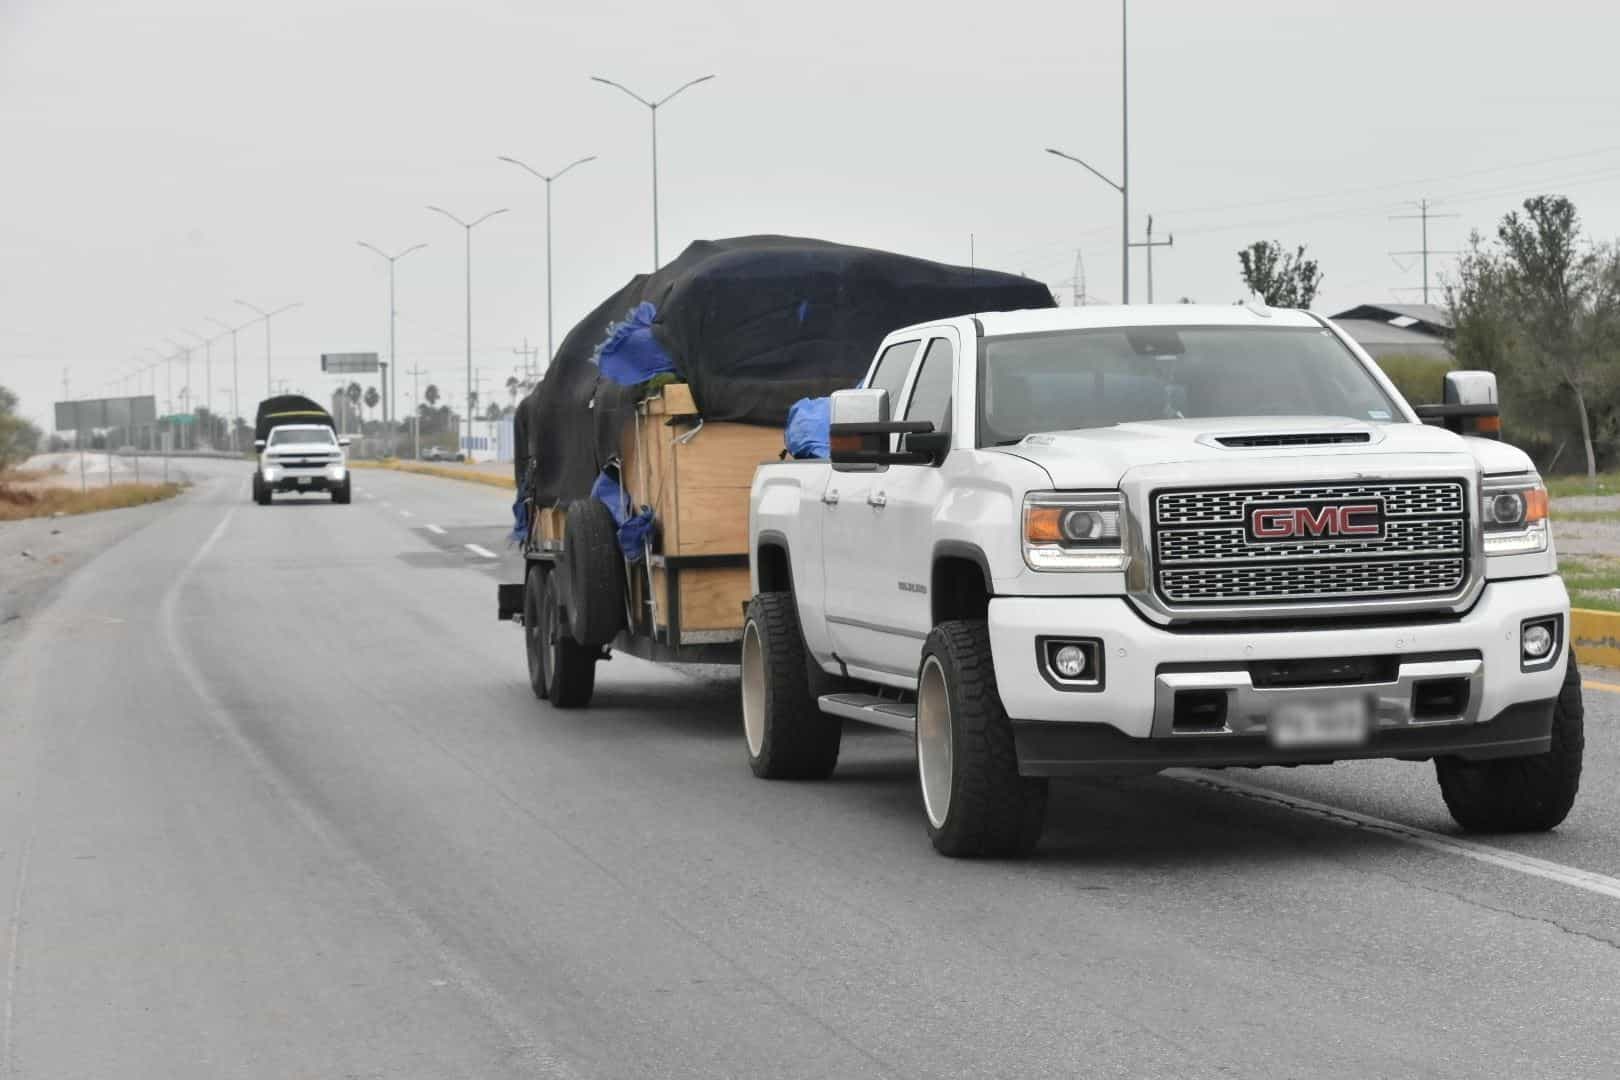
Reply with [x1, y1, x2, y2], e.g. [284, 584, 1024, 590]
[1329, 303, 1453, 362]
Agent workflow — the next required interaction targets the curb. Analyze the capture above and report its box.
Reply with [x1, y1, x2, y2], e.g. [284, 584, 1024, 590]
[349, 459, 515, 491]
[1571, 608, 1620, 670]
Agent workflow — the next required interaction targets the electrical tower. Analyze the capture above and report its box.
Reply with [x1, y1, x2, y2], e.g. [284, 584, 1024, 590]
[1390, 198, 1459, 305]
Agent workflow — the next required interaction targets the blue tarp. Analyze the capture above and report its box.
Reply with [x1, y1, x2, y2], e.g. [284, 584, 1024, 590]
[785, 396, 831, 459]
[590, 470, 655, 563]
[509, 496, 528, 545]
[595, 302, 675, 387]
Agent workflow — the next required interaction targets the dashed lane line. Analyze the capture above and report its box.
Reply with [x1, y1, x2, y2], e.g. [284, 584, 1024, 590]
[399, 509, 414, 518]
[425, 524, 446, 535]
[465, 543, 498, 559]
[1170, 770, 1620, 903]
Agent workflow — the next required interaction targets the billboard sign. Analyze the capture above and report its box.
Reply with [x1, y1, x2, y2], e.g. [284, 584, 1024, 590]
[53, 395, 157, 432]
[321, 352, 380, 373]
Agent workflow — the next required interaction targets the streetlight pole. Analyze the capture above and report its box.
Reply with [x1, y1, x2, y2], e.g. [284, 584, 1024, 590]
[1044, 0, 1131, 303]
[183, 328, 224, 447]
[235, 299, 303, 397]
[164, 337, 192, 450]
[590, 74, 714, 269]
[427, 205, 508, 462]
[207, 316, 249, 451]
[357, 241, 427, 457]
[496, 154, 596, 368]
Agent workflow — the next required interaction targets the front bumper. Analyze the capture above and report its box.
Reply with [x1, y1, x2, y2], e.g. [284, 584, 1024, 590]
[987, 575, 1569, 774]
[262, 465, 346, 492]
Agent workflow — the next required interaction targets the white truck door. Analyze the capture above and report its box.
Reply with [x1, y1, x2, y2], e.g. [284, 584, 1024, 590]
[820, 337, 922, 678]
[857, 331, 959, 677]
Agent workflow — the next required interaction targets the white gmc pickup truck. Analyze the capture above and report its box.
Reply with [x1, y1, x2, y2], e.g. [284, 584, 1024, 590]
[744, 304, 1580, 857]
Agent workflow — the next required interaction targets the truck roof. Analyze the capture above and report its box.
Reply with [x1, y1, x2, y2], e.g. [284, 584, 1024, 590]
[970, 304, 1325, 337]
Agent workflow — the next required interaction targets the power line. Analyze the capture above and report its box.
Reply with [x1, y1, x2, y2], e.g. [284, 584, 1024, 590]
[1389, 198, 1460, 305]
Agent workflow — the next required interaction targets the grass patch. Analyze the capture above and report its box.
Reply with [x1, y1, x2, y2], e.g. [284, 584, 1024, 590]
[1559, 555, 1620, 611]
[349, 459, 514, 490]
[0, 481, 184, 521]
[1551, 509, 1620, 524]
[1547, 472, 1620, 498]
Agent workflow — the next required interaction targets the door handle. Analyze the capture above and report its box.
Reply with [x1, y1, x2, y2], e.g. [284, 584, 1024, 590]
[822, 488, 840, 505]
[867, 491, 888, 508]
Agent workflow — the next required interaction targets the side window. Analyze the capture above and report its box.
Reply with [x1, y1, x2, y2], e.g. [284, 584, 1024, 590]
[903, 337, 954, 433]
[867, 340, 920, 417]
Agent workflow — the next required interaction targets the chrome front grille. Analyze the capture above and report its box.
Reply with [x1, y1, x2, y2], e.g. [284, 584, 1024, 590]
[1151, 479, 1470, 608]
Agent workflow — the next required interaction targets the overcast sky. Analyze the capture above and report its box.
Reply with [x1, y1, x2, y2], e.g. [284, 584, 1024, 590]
[5, 0, 1620, 429]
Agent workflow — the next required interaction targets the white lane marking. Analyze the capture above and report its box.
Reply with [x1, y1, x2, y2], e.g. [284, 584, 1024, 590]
[425, 524, 446, 535]
[363, 492, 377, 501]
[1170, 770, 1620, 903]
[381, 501, 392, 508]
[399, 509, 414, 518]
[465, 543, 498, 559]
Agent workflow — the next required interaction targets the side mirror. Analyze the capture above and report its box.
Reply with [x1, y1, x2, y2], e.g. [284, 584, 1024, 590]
[253, 439, 266, 451]
[338, 436, 352, 447]
[902, 429, 952, 464]
[1414, 370, 1500, 439]
[829, 388, 935, 469]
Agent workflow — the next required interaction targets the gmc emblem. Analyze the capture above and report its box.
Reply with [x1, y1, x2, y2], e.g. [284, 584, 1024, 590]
[1244, 499, 1386, 542]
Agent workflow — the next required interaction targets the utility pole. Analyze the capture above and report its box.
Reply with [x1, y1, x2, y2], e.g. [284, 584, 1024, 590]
[235, 299, 303, 397]
[497, 155, 596, 366]
[407, 364, 427, 460]
[1390, 198, 1460, 305]
[208, 316, 249, 452]
[427, 205, 509, 464]
[357, 241, 427, 457]
[1127, 215, 1175, 304]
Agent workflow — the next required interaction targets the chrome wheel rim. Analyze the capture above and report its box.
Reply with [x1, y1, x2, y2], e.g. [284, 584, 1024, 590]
[741, 619, 766, 758]
[917, 655, 953, 829]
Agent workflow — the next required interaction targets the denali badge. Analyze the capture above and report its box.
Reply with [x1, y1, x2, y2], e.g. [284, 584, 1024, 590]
[1245, 499, 1386, 542]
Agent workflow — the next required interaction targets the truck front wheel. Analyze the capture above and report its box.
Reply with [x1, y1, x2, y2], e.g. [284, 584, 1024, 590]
[533, 569, 597, 708]
[332, 477, 352, 504]
[741, 593, 840, 779]
[917, 621, 1047, 858]
[1435, 657, 1584, 832]
[253, 473, 271, 505]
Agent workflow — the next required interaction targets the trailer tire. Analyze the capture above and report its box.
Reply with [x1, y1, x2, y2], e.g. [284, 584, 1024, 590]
[742, 593, 840, 779]
[917, 620, 1047, 858]
[1436, 657, 1584, 832]
[563, 499, 625, 648]
[535, 568, 596, 708]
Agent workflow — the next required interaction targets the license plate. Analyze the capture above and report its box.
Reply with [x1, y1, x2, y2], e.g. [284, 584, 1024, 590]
[1269, 698, 1371, 749]
[297, 476, 312, 486]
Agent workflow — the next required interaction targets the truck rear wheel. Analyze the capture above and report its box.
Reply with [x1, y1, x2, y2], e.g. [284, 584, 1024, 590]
[1435, 657, 1584, 832]
[742, 593, 840, 779]
[535, 569, 596, 708]
[563, 499, 625, 647]
[917, 621, 1047, 858]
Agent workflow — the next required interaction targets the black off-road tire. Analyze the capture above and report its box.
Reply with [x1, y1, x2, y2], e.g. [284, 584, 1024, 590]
[741, 593, 841, 779]
[536, 568, 597, 708]
[563, 499, 625, 648]
[332, 477, 352, 504]
[1436, 657, 1584, 832]
[918, 621, 1048, 858]
[254, 473, 272, 505]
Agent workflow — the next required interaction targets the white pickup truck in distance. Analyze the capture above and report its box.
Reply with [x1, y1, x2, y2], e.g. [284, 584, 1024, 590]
[744, 305, 1580, 857]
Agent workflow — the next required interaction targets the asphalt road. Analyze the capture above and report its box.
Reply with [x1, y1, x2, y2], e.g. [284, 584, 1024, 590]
[2, 458, 1618, 1079]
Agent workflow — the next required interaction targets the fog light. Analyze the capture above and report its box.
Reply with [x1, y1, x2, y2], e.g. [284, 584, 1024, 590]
[1523, 623, 1554, 660]
[1053, 645, 1088, 678]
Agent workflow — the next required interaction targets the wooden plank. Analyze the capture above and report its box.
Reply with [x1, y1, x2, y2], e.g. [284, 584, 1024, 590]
[653, 565, 751, 633]
[671, 421, 783, 556]
[660, 382, 698, 417]
[536, 506, 567, 544]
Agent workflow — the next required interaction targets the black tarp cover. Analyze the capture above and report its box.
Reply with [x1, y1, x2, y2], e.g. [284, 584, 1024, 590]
[517, 235, 1055, 506]
[254, 394, 336, 443]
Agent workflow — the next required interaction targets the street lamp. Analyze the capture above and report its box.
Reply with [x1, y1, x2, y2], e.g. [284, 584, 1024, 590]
[1044, 0, 1130, 303]
[426, 205, 508, 461]
[589, 73, 714, 269]
[182, 328, 225, 448]
[496, 154, 596, 369]
[235, 299, 303, 397]
[357, 240, 427, 456]
[164, 337, 193, 450]
[207, 316, 251, 451]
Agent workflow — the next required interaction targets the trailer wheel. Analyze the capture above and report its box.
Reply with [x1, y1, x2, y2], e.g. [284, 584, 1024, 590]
[563, 499, 625, 647]
[741, 593, 840, 779]
[524, 566, 551, 701]
[1435, 657, 1584, 832]
[917, 620, 1047, 858]
[536, 568, 596, 708]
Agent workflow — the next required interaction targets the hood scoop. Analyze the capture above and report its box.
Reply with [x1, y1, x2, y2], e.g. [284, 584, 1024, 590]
[1211, 428, 1375, 449]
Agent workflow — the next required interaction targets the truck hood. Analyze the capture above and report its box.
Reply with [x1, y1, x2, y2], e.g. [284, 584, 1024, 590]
[997, 417, 1535, 489]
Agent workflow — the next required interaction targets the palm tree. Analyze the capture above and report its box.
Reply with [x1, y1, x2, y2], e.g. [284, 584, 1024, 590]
[424, 383, 440, 408]
[505, 375, 519, 407]
[364, 385, 380, 424]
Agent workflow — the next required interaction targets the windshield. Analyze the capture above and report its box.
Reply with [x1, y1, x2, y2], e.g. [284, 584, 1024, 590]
[269, 427, 335, 446]
[977, 325, 1402, 446]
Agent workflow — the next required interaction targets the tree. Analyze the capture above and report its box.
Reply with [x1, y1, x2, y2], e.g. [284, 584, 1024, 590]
[485, 402, 503, 421]
[0, 385, 42, 469]
[1237, 241, 1323, 308]
[1450, 195, 1619, 481]
[424, 383, 440, 408]
[364, 386, 380, 420]
[506, 375, 520, 406]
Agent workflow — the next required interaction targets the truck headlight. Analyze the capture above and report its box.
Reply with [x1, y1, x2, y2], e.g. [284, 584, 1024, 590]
[1023, 492, 1129, 571]
[1481, 476, 1549, 556]
[262, 465, 279, 482]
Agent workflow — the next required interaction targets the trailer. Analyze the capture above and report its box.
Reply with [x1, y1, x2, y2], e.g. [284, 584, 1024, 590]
[499, 382, 781, 705]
